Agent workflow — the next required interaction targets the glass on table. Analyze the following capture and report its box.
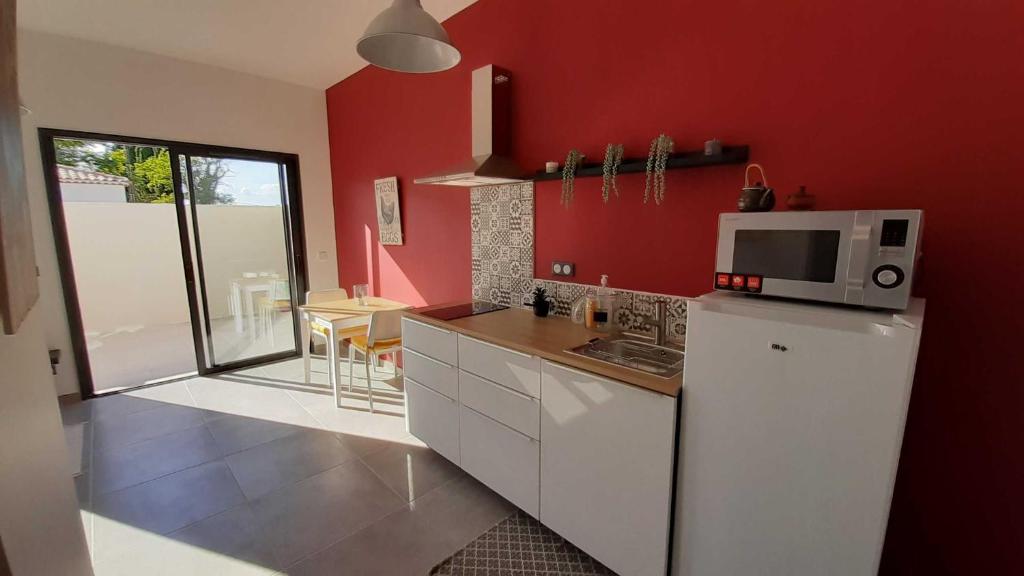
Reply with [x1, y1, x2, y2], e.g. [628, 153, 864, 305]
[353, 284, 369, 306]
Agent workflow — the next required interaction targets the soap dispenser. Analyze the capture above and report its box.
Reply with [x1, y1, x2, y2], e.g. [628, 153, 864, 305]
[591, 275, 616, 333]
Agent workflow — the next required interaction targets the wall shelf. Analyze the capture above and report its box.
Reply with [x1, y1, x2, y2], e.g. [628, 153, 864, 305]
[533, 145, 749, 181]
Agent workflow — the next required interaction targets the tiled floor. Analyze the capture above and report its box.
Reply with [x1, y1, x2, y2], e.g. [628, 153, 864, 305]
[63, 355, 515, 575]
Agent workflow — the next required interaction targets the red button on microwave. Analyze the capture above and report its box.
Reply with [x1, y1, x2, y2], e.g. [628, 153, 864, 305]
[746, 275, 762, 291]
[732, 274, 746, 288]
[716, 273, 731, 288]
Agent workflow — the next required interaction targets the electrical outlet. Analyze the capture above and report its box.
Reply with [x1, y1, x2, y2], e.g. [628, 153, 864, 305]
[552, 261, 575, 277]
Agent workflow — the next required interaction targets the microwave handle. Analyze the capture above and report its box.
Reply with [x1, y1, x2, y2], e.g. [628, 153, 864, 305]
[844, 214, 874, 305]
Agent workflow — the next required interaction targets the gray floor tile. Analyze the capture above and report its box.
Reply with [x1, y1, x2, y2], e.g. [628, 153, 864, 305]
[251, 459, 405, 568]
[187, 376, 319, 426]
[90, 394, 167, 422]
[362, 442, 465, 502]
[169, 505, 279, 571]
[93, 425, 221, 495]
[226, 429, 357, 500]
[205, 410, 311, 456]
[93, 460, 246, 541]
[92, 505, 279, 576]
[120, 380, 197, 408]
[335, 430, 421, 459]
[60, 400, 93, 426]
[287, 474, 515, 576]
[74, 469, 91, 510]
[93, 403, 205, 451]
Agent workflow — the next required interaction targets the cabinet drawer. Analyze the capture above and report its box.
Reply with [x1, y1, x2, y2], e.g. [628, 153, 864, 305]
[460, 405, 539, 518]
[460, 370, 539, 439]
[457, 335, 540, 398]
[406, 378, 460, 465]
[402, 317, 458, 366]
[404, 348, 458, 400]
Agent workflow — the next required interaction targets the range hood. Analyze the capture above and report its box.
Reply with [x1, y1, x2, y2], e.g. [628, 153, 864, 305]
[414, 65, 527, 186]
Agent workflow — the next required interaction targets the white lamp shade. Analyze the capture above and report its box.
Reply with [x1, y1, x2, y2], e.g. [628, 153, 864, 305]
[357, 0, 461, 73]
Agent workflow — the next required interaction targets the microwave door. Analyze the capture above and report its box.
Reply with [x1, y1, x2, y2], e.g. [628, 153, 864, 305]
[717, 212, 856, 305]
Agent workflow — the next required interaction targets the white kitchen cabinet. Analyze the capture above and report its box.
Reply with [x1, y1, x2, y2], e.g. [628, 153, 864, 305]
[403, 348, 458, 400]
[460, 404, 540, 517]
[459, 369, 540, 439]
[405, 378, 460, 465]
[457, 334, 541, 398]
[402, 317, 458, 366]
[540, 360, 677, 576]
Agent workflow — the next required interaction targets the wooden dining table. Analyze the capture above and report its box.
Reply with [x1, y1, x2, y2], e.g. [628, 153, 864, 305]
[298, 296, 412, 391]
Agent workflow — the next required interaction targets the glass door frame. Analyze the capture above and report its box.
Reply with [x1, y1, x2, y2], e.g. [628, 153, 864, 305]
[39, 128, 309, 398]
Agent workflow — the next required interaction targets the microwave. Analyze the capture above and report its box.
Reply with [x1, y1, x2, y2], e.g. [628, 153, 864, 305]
[714, 210, 922, 310]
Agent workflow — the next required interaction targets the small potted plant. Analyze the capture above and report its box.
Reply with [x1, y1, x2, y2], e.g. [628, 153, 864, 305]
[531, 286, 552, 317]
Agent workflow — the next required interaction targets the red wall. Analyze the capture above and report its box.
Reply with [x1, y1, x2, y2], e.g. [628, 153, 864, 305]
[326, 1, 1024, 572]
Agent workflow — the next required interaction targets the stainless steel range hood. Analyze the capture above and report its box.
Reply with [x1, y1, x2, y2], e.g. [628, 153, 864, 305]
[414, 65, 527, 186]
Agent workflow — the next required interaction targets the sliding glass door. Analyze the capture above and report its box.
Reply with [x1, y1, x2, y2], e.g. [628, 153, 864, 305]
[42, 129, 307, 397]
[175, 152, 302, 368]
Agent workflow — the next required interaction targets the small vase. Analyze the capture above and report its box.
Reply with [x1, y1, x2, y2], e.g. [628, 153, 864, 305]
[533, 301, 550, 317]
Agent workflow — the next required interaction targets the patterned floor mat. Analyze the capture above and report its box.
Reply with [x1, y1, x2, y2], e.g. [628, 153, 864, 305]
[430, 509, 617, 575]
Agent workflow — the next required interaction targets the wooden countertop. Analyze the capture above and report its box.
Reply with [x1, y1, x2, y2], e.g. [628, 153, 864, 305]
[405, 307, 682, 397]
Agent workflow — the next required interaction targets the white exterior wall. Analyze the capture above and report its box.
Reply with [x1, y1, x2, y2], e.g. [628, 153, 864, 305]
[62, 203, 291, 333]
[18, 29, 338, 396]
[59, 182, 127, 203]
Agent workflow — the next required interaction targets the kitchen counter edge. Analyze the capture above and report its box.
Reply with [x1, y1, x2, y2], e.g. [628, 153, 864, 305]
[403, 308, 682, 397]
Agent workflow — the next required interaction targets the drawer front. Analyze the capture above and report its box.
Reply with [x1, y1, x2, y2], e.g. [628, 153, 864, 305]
[404, 348, 458, 400]
[406, 378, 460, 465]
[402, 317, 458, 366]
[459, 370, 539, 439]
[460, 405, 539, 517]
[457, 335, 541, 398]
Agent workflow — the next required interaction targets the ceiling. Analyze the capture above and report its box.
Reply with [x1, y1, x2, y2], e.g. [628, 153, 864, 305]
[17, 0, 478, 89]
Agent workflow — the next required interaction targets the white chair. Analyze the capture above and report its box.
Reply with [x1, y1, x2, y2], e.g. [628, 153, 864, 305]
[304, 288, 363, 383]
[258, 279, 292, 345]
[345, 310, 403, 412]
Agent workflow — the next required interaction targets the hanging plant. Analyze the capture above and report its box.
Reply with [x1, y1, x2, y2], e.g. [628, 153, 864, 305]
[644, 134, 674, 204]
[601, 144, 624, 203]
[561, 149, 582, 206]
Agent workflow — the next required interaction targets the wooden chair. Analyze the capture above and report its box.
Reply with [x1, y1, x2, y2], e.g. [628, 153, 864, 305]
[345, 310, 403, 412]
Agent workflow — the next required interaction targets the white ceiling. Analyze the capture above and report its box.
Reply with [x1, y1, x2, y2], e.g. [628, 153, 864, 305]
[17, 0, 478, 89]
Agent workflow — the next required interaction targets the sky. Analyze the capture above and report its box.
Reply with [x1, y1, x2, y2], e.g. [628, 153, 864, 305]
[214, 158, 283, 207]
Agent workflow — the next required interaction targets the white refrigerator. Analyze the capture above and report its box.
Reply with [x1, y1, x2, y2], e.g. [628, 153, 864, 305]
[672, 292, 925, 576]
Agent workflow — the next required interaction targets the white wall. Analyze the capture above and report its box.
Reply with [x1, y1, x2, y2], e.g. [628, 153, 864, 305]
[60, 182, 127, 203]
[0, 308, 93, 575]
[17, 29, 338, 396]
[63, 202, 292, 332]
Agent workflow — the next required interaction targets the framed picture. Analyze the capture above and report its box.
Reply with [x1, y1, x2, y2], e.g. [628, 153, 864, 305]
[374, 176, 403, 245]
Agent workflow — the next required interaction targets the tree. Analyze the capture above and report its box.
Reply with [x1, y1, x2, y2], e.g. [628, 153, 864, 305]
[128, 150, 174, 203]
[53, 139, 233, 204]
[189, 156, 234, 204]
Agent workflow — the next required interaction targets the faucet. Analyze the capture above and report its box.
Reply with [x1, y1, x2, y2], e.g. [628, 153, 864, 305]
[642, 301, 668, 346]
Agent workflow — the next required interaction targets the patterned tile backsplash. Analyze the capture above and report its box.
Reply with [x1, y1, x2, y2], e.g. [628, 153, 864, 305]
[471, 181, 688, 344]
[532, 278, 689, 344]
[470, 182, 535, 307]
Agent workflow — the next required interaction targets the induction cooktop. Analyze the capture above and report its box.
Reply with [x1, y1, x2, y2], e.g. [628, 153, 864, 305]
[416, 300, 508, 321]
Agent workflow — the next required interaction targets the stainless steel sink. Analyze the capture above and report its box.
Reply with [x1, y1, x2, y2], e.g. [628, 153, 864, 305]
[567, 336, 684, 379]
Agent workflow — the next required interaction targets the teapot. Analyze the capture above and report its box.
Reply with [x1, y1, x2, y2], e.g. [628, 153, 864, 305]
[738, 163, 775, 212]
